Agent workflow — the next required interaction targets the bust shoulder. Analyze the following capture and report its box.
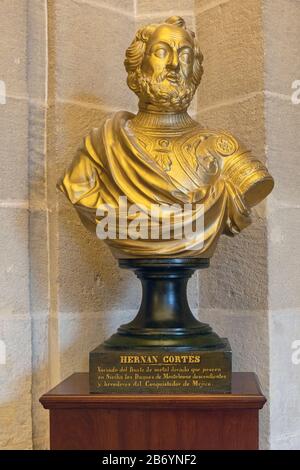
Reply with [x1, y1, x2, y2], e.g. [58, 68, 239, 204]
[194, 128, 273, 208]
[189, 127, 248, 160]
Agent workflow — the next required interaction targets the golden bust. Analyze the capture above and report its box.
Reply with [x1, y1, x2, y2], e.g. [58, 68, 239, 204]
[58, 16, 274, 259]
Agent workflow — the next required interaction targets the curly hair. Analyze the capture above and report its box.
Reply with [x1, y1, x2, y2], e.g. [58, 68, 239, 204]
[124, 16, 204, 97]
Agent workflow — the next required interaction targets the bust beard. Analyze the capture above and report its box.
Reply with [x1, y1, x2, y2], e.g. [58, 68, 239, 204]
[136, 68, 196, 112]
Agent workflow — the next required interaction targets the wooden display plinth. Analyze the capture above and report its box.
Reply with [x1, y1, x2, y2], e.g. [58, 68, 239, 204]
[40, 372, 266, 450]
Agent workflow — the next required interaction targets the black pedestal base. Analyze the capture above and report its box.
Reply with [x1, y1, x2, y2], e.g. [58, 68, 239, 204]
[104, 258, 225, 350]
[89, 259, 232, 393]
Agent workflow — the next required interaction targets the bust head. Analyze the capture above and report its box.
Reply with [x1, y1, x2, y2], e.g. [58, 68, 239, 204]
[124, 16, 203, 112]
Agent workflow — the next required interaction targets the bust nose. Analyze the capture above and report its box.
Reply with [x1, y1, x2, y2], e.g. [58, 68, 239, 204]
[167, 49, 179, 71]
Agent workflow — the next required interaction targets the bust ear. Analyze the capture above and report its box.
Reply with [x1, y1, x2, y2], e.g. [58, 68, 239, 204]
[127, 68, 141, 96]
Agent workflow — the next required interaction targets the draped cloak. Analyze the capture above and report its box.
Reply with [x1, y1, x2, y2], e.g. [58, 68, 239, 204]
[57, 111, 256, 259]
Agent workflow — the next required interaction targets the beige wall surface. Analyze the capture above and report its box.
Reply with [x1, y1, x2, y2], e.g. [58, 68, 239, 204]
[0, 0, 299, 450]
[263, 0, 300, 450]
[0, 0, 32, 450]
[195, 0, 271, 448]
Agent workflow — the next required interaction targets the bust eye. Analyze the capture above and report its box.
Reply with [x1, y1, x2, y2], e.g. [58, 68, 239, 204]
[154, 48, 168, 59]
[180, 51, 192, 64]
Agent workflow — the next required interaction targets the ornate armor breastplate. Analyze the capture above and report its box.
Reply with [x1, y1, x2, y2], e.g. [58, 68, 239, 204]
[128, 123, 240, 203]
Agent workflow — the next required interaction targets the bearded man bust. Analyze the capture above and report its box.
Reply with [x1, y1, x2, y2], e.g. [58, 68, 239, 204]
[58, 16, 274, 259]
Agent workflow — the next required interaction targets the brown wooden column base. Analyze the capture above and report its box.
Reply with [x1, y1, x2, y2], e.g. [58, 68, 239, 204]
[40, 372, 266, 450]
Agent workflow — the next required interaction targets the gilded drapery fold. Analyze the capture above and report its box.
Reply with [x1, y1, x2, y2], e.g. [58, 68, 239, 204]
[57, 112, 256, 258]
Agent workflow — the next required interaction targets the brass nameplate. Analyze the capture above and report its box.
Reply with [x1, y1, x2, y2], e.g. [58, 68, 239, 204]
[89, 343, 231, 394]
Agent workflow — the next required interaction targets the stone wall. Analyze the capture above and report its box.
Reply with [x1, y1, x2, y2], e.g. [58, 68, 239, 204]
[263, 0, 300, 450]
[0, 0, 32, 450]
[0, 0, 299, 450]
[195, 0, 270, 448]
[34, 0, 137, 449]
